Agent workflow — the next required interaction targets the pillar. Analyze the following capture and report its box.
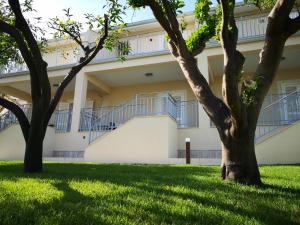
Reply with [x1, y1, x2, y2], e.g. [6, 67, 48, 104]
[71, 71, 88, 133]
[197, 53, 211, 128]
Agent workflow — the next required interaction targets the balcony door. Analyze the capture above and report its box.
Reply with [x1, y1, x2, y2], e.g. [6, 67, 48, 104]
[279, 80, 300, 123]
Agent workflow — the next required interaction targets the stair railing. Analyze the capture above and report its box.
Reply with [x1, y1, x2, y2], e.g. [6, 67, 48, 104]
[256, 91, 300, 141]
[88, 93, 177, 144]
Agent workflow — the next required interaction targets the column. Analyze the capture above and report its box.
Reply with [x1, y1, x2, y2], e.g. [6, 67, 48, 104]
[71, 71, 88, 133]
[197, 54, 211, 128]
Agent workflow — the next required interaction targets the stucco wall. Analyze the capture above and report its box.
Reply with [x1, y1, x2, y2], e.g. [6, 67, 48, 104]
[54, 132, 89, 151]
[0, 125, 55, 160]
[85, 116, 178, 163]
[93, 80, 196, 107]
[256, 121, 300, 165]
[178, 127, 220, 151]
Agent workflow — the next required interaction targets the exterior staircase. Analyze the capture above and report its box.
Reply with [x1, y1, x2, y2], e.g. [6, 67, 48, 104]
[88, 93, 178, 143]
[255, 91, 300, 142]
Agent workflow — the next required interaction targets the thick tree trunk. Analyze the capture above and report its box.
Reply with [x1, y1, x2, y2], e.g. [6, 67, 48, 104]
[24, 133, 44, 173]
[23, 107, 46, 173]
[220, 129, 261, 185]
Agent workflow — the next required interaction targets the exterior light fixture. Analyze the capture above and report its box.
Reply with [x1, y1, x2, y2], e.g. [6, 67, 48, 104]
[185, 138, 191, 164]
[145, 72, 153, 77]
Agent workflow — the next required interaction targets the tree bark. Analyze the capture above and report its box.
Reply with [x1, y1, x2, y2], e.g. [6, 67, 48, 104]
[24, 132, 44, 173]
[220, 128, 261, 185]
[23, 103, 46, 173]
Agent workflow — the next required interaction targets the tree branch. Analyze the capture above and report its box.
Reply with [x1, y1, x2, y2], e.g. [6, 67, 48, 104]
[178, 57, 231, 136]
[0, 97, 30, 140]
[219, 0, 246, 134]
[8, 0, 44, 64]
[0, 20, 35, 74]
[48, 23, 87, 52]
[8, 0, 51, 106]
[44, 15, 110, 127]
[133, 0, 178, 43]
[161, 0, 190, 58]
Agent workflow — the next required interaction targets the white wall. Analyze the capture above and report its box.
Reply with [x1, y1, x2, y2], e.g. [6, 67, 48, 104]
[85, 116, 178, 163]
[0, 125, 55, 160]
[54, 132, 89, 151]
[178, 127, 220, 151]
[256, 121, 300, 165]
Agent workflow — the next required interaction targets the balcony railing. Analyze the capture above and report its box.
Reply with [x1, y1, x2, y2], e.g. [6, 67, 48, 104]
[53, 110, 72, 133]
[0, 104, 31, 132]
[0, 106, 71, 133]
[1, 12, 299, 77]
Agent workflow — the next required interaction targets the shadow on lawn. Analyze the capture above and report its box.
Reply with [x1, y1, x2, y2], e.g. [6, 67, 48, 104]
[0, 162, 299, 225]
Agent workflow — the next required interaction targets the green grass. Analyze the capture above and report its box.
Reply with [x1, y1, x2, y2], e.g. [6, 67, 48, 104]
[0, 162, 299, 225]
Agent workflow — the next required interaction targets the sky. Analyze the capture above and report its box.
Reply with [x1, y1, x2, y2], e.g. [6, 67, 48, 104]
[28, 0, 199, 25]
[21, 0, 221, 38]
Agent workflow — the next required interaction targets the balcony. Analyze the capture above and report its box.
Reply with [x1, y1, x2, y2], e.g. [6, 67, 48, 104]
[1, 12, 299, 78]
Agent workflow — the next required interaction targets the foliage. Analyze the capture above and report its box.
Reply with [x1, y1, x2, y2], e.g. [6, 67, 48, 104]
[0, 162, 299, 225]
[0, 0, 47, 66]
[186, 23, 213, 52]
[241, 80, 258, 106]
[244, 0, 277, 9]
[48, 0, 127, 61]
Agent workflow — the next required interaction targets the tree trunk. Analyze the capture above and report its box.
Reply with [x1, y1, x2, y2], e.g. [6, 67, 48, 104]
[23, 107, 46, 173]
[220, 129, 261, 185]
[24, 133, 44, 173]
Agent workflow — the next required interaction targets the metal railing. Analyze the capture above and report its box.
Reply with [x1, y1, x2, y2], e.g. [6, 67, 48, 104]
[255, 91, 300, 140]
[88, 93, 177, 143]
[0, 111, 18, 132]
[80, 100, 199, 132]
[207, 11, 299, 46]
[176, 101, 199, 128]
[208, 92, 300, 141]
[0, 106, 72, 133]
[0, 104, 31, 132]
[53, 110, 72, 133]
[79, 106, 117, 132]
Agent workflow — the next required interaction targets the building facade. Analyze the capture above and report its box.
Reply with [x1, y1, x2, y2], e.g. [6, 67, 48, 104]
[0, 5, 300, 164]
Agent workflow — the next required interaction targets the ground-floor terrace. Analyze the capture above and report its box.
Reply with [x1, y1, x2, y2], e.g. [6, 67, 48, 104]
[0, 39, 300, 165]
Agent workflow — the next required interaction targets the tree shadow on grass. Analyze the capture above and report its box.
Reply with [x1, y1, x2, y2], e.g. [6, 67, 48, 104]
[0, 162, 299, 225]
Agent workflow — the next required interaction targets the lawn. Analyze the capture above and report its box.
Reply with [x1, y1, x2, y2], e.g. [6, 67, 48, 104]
[0, 162, 299, 225]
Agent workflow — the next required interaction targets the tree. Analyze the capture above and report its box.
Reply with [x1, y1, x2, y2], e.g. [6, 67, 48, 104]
[128, 0, 300, 185]
[0, 0, 125, 173]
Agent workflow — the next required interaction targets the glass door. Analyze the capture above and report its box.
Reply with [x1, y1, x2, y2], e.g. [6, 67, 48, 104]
[280, 81, 300, 123]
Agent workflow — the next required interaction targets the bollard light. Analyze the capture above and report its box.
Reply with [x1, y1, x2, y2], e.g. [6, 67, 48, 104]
[185, 137, 191, 164]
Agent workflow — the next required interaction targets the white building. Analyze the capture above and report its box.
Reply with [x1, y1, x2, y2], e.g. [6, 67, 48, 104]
[0, 5, 300, 164]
